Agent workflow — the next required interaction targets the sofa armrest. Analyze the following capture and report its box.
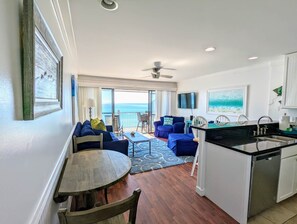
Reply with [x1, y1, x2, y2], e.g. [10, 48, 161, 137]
[173, 122, 185, 133]
[154, 120, 162, 128]
[106, 125, 113, 132]
[103, 139, 129, 156]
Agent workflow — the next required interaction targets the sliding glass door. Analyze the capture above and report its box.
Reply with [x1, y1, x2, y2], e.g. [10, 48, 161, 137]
[101, 88, 155, 132]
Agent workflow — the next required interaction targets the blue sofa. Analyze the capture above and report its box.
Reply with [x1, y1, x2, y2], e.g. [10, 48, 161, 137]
[154, 116, 185, 138]
[167, 133, 198, 156]
[73, 120, 129, 155]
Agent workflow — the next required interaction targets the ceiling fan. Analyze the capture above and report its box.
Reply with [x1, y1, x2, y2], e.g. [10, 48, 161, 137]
[142, 61, 176, 79]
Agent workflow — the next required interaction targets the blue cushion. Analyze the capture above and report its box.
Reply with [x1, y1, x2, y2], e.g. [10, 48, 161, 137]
[83, 120, 91, 127]
[73, 122, 82, 137]
[173, 116, 184, 123]
[158, 125, 173, 132]
[81, 126, 95, 136]
[93, 129, 113, 142]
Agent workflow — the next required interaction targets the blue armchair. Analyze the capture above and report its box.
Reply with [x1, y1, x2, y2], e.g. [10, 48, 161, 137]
[154, 116, 185, 138]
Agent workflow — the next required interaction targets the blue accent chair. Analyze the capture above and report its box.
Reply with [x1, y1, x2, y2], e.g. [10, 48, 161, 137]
[73, 120, 128, 155]
[154, 116, 185, 138]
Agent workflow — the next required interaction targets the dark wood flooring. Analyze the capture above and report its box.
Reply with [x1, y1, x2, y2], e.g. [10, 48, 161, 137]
[106, 163, 238, 224]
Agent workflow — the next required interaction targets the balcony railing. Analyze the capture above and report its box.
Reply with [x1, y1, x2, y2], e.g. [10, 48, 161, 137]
[102, 112, 155, 133]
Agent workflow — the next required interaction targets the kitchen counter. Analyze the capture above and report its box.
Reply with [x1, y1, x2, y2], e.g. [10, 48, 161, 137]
[191, 121, 297, 224]
[206, 135, 297, 155]
[192, 121, 297, 155]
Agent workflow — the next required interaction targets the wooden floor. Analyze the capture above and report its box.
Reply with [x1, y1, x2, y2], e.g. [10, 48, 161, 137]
[105, 163, 238, 224]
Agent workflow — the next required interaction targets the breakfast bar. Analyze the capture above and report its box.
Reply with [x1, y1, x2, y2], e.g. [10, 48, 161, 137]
[191, 121, 297, 224]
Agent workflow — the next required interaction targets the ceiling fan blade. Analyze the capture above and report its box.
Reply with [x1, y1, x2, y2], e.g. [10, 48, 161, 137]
[142, 68, 154, 71]
[160, 74, 173, 79]
[141, 75, 152, 78]
[161, 67, 176, 70]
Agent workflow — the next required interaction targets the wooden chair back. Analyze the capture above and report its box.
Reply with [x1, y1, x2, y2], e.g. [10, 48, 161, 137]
[73, 133, 103, 153]
[58, 188, 141, 224]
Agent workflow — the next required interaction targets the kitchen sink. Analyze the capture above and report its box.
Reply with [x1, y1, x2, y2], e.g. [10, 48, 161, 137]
[256, 135, 296, 143]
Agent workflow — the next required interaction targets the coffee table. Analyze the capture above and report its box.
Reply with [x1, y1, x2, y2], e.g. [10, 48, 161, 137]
[124, 132, 154, 157]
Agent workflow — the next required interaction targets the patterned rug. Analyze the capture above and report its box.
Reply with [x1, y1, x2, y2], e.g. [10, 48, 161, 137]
[128, 138, 194, 174]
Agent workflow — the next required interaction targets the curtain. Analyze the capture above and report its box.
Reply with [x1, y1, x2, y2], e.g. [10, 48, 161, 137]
[155, 90, 177, 121]
[78, 87, 102, 122]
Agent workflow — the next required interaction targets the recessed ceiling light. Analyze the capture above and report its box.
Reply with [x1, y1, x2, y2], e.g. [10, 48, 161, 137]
[100, 0, 118, 11]
[205, 47, 216, 52]
[248, 56, 258, 60]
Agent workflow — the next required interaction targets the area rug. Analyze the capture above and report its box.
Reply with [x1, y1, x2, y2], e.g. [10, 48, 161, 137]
[128, 138, 194, 174]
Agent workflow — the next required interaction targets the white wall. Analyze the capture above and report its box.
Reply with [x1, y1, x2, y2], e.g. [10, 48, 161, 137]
[268, 57, 297, 120]
[177, 62, 273, 121]
[0, 1, 77, 224]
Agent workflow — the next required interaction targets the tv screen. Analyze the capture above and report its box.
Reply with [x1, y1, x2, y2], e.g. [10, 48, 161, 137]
[178, 92, 197, 109]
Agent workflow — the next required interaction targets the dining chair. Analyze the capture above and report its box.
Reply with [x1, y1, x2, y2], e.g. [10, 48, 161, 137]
[73, 133, 103, 153]
[215, 115, 230, 125]
[237, 114, 249, 124]
[136, 112, 149, 133]
[58, 188, 141, 224]
[191, 116, 208, 176]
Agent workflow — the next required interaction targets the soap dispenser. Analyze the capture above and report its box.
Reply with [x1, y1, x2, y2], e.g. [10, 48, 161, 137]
[279, 113, 290, 131]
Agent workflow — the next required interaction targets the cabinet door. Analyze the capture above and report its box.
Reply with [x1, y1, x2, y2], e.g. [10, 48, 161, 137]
[282, 52, 297, 108]
[277, 155, 297, 202]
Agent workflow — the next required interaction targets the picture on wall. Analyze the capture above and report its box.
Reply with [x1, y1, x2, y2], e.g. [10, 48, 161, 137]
[22, 0, 63, 120]
[207, 86, 248, 115]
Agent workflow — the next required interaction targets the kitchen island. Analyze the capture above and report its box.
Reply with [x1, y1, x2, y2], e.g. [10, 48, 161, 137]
[191, 121, 297, 224]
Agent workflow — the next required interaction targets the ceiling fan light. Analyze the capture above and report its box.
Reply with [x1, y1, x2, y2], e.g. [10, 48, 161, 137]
[205, 47, 216, 52]
[100, 0, 118, 11]
[248, 56, 258, 60]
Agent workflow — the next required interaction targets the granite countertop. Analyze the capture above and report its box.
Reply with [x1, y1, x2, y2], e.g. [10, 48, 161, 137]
[206, 135, 297, 156]
[191, 120, 277, 130]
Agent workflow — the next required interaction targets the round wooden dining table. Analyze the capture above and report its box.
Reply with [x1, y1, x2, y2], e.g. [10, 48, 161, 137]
[55, 150, 131, 207]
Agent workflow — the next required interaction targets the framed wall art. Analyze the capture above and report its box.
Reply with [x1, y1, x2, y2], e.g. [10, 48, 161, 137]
[22, 0, 63, 120]
[207, 86, 248, 116]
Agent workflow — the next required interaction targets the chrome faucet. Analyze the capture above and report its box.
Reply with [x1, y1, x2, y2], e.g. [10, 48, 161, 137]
[256, 116, 273, 135]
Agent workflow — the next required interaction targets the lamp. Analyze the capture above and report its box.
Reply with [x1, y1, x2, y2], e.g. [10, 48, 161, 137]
[88, 99, 95, 120]
[100, 0, 118, 11]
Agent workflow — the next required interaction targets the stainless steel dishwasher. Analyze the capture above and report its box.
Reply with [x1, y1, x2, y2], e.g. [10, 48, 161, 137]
[248, 150, 281, 217]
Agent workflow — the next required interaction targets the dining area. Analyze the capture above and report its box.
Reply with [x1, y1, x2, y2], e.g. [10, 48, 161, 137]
[53, 149, 141, 224]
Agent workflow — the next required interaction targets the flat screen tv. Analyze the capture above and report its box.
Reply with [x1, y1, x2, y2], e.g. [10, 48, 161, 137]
[178, 92, 197, 109]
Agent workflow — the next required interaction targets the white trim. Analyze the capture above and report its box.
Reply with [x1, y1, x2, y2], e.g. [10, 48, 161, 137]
[29, 125, 75, 224]
[78, 75, 177, 91]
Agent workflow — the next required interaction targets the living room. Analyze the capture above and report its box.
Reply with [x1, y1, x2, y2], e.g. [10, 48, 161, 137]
[1, 0, 297, 224]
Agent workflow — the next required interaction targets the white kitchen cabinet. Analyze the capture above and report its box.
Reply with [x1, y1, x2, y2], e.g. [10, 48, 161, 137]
[277, 145, 297, 202]
[282, 52, 297, 108]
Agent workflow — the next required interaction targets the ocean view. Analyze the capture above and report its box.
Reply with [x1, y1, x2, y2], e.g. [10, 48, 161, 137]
[102, 103, 152, 128]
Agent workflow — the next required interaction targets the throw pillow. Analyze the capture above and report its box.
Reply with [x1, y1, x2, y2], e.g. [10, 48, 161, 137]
[163, 117, 173, 125]
[81, 126, 95, 136]
[91, 118, 107, 131]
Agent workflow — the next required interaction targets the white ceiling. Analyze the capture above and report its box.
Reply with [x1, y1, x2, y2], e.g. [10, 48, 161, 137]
[69, 0, 297, 82]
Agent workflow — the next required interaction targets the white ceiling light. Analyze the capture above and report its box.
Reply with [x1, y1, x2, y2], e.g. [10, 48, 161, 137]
[248, 56, 258, 60]
[205, 47, 216, 52]
[100, 0, 118, 11]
